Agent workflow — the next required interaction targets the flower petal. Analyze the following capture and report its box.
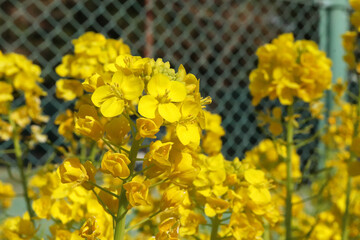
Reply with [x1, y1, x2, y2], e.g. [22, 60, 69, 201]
[169, 81, 186, 102]
[138, 95, 159, 119]
[147, 73, 170, 97]
[100, 97, 124, 117]
[91, 85, 114, 107]
[158, 103, 180, 123]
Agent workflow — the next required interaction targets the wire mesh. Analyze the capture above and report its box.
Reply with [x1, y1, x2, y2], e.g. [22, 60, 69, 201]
[0, 0, 320, 164]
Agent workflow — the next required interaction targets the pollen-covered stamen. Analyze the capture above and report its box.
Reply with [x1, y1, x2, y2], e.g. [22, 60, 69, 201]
[201, 96, 212, 107]
[157, 89, 171, 103]
[110, 84, 123, 99]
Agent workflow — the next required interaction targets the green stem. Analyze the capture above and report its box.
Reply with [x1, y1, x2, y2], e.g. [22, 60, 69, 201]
[126, 209, 161, 232]
[102, 137, 117, 152]
[91, 189, 117, 220]
[264, 220, 271, 240]
[114, 138, 142, 240]
[285, 104, 294, 240]
[210, 216, 220, 240]
[87, 181, 120, 199]
[13, 127, 34, 220]
[342, 76, 360, 240]
[341, 176, 352, 240]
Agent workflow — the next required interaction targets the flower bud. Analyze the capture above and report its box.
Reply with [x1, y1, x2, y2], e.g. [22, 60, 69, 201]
[123, 176, 150, 207]
[57, 157, 89, 185]
[101, 151, 131, 179]
[160, 186, 186, 210]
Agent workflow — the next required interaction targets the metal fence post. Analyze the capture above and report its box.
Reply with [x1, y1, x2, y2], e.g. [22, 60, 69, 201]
[318, 0, 349, 169]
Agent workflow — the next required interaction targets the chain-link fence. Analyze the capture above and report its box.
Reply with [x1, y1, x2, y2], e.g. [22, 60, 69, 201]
[0, 0, 322, 164]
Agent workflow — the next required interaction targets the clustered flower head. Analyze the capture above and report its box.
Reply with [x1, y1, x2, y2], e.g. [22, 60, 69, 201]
[249, 33, 332, 106]
[0, 51, 48, 141]
[0, 17, 353, 239]
[0, 32, 277, 240]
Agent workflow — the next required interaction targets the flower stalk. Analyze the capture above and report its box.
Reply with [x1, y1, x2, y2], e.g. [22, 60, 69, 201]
[11, 124, 34, 221]
[341, 77, 360, 240]
[210, 216, 220, 240]
[285, 104, 294, 240]
[114, 127, 142, 240]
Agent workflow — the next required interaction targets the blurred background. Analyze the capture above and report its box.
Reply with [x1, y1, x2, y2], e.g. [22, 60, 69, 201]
[0, 0, 349, 165]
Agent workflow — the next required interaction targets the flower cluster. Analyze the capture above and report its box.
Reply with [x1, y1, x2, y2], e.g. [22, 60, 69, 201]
[1, 11, 358, 239]
[249, 33, 332, 106]
[0, 51, 48, 141]
[0, 32, 279, 240]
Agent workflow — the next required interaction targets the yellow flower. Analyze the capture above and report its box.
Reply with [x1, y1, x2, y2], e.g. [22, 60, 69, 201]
[25, 94, 49, 123]
[156, 215, 180, 240]
[80, 216, 101, 240]
[351, 11, 360, 31]
[0, 181, 15, 209]
[91, 71, 144, 117]
[0, 119, 12, 141]
[82, 73, 105, 92]
[101, 151, 131, 178]
[0, 213, 36, 240]
[97, 187, 119, 213]
[107, 54, 152, 76]
[170, 151, 197, 185]
[73, 31, 106, 55]
[149, 141, 173, 166]
[160, 186, 186, 210]
[310, 101, 324, 120]
[82, 160, 97, 190]
[136, 117, 161, 140]
[204, 196, 229, 217]
[244, 169, 271, 205]
[10, 106, 31, 128]
[74, 104, 104, 141]
[344, 52, 356, 69]
[351, 0, 360, 11]
[0, 82, 13, 102]
[229, 212, 264, 239]
[342, 31, 357, 52]
[179, 208, 206, 236]
[57, 157, 89, 185]
[175, 100, 202, 145]
[123, 176, 150, 207]
[249, 33, 332, 105]
[104, 115, 130, 145]
[55, 110, 74, 140]
[55, 79, 83, 101]
[138, 73, 186, 123]
[50, 200, 74, 224]
[32, 196, 52, 219]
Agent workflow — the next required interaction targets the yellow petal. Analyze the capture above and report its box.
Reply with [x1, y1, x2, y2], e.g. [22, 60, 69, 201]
[91, 85, 114, 107]
[176, 123, 200, 145]
[138, 95, 159, 119]
[248, 185, 271, 205]
[158, 103, 180, 123]
[100, 97, 124, 117]
[112, 72, 144, 100]
[244, 169, 266, 185]
[147, 73, 170, 97]
[181, 100, 200, 118]
[169, 81, 186, 102]
[204, 203, 216, 217]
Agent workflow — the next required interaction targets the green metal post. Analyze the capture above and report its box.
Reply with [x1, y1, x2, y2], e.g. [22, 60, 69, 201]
[318, 0, 349, 170]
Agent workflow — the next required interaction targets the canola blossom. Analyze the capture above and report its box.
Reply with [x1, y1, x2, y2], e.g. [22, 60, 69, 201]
[1, 4, 360, 239]
[249, 33, 332, 106]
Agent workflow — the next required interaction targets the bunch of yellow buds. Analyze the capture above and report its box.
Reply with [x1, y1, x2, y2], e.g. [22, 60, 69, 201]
[43, 32, 277, 239]
[0, 51, 48, 141]
[0, 51, 48, 239]
[249, 33, 332, 108]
